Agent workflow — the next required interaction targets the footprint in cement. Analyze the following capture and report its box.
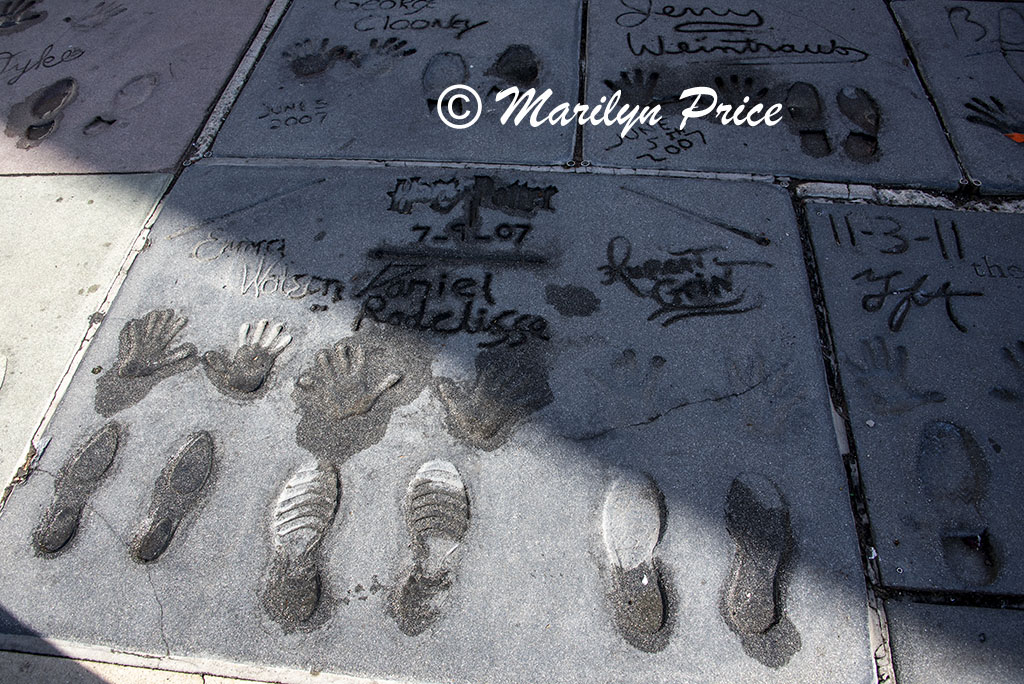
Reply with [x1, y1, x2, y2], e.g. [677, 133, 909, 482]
[202, 319, 292, 400]
[916, 421, 999, 586]
[131, 431, 215, 563]
[435, 342, 553, 451]
[33, 422, 121, 556]
[83, 73, 159, 136]
[262, 459, 339, 631]
[837, 87, 881, 163]
[602, 471, 670, 652]
[0, 0, 46, 33]
[785, 82, 830, 158]
[389, 459, 470, 636]
[5, 78, 77, 149]
[484, 44, 540, 96]
[95, 309, 198, 416]
[720, 472, 800, 668]
[421, 51, 469, 113]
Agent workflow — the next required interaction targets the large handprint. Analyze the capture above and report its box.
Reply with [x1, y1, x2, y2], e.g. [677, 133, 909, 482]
[295, 342, 403, 421]
[116, 309, 196, 378]
[964, 97, 1024, 143]
[846, 336, 945, 415]
[0, 0, 45, 32]
[202, 320, 291, 397]
[435, 343, 553, 450]
[603, 69, 666, 107]
[96, 309, 198, 416]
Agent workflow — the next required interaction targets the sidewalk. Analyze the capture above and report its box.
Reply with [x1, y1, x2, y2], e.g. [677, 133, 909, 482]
[0, 1, 1022, 683]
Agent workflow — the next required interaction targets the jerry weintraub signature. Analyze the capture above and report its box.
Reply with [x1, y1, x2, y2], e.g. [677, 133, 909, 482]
[435, 84, 783, 135]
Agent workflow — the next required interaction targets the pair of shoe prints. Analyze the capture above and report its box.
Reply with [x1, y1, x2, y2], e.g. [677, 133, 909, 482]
[33, 309, 796, 667]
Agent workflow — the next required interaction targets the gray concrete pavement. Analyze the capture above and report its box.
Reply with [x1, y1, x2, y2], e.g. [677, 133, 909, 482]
[0, 1, 1022, 683]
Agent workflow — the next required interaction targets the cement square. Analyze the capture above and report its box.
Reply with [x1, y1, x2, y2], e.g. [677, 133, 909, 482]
[0, 0, 269, 173]
[886, 601, 1024, 684]
[893, 1, 1024, 194]
[0, 165, 870, 683]
[806, 202, 1024, 593]
[583, 0, 960, 189]
[211, 1, 581, 164]
[0, 173, 170, 481]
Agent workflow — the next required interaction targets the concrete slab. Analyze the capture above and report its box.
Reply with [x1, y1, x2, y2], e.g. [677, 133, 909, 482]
[0, 650, 202, 684]
[0, 165, 870, 683]
[584, 0, 960, 189]
[893, 1, 1024, 194]
[886, 601, 1024, 684]
[211, 1, 580, 164]
[0, 0, 270, 173]
[806, 202, 1024, 593]
[0, 173, 170, 482]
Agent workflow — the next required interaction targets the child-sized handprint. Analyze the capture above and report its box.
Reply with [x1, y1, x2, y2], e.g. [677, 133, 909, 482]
[0, 0, 46, 33]
[202, 320, 292, 398]
[846, 336, 945, 416]
[435, 343, 553, 450]
[295, 342, 403, 421]
[991, 339, 1024, 403]
[965, 96, 1024, 143]
[116, 309, 196, 378]
[95, 309, 198, 416]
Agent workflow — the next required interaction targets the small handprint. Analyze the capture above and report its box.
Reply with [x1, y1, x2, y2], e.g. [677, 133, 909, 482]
[67, 1, 126, 30]
[283, 39, 357, 78]
[846, 336, 945, 415]
[435, 343, 553, 449]
[116, 309, 196, 378]
[354, 36, 416, 75]
[604, 68, 664, 107]
[296, 342, 403, 420]
[991, 339, 1024, 403]
[202, 320, 292, 398]
[965, 96, 1024, 143]
[0, 0, 45, 32]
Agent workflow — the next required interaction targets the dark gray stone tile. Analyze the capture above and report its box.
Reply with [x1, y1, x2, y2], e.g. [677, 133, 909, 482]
[886, 601, 1024, 684]
[807, 202, 1024, 593]
[0, 0, 270, 173]
[893, 1, 1024, 194]
[211, 1, 581, 164]
[584, 0, 960, 189]
[0, 166, 870, 683]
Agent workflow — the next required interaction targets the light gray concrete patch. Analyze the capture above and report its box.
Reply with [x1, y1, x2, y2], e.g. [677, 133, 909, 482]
[0, 165, 870, 683]
[212, 0, 580, 164]
[584, 0, 960, 189]
[807, 202, 1024, 593]
[0, 0, 270, 173]
[0, 173, 170, 481]
[886, 601, 1024, 684]
[893, 1, 1024, 194]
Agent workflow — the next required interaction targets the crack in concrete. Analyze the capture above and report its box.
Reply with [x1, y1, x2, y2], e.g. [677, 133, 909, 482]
[574, 372, 772, 442]
[144, 565, 172, 656]
[80, 503, 172, 656]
